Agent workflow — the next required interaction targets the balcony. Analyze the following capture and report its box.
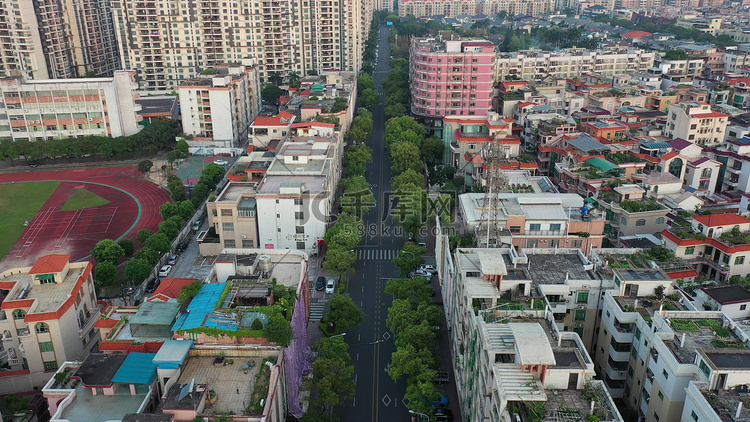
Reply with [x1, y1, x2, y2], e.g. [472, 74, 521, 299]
[609, 344, 631, 362]
[605, 363, 627, 381]
[525, 230, 564, 236]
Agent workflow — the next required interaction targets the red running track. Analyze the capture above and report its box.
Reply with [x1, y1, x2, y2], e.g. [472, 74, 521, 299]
[0, 166, 171, 269]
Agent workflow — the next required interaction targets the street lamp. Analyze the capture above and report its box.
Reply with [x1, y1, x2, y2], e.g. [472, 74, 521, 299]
[401, 250, 416, 258]
[330, 332, 347, 338]
[409, 410, 428, 420]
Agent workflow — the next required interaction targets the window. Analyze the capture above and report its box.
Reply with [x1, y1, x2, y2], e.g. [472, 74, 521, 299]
[610, 337, 630, 352]
[573, 327, 584, 337]
[574, 309, 586, 321]
[224, 240, 236, 248]
[295, 212, 304, 220]
[295, 226, 304, 234]
[241, 239, 254, 248]
[635, 328, 641, 340]
[572, 239, 582, 248]
[621, 217, 628, 226]
[691, 410, 699, 421]
[221, 209, 233, 216]
[296, 241, 306, 249]
[527, 239, 538, 248]
[43, 361, 58, 371]
[35, 323, 49, 333]
[685, 246, 695, 255]
[509, 226, 521, 234]
[658, 391, 664, 400]
[699, 359, 710, 377]
[294, 198, 303, 205]
[550, 223, 561, 231]
[627, 366, 634, 377]
[577, 292, 589, 303]
[636, 219, 646, 226]
[662, 369, 669, 379]
[39, 341, 54, 352]
[631, 348, 638, 359]
[222, 223, 234, 231]
[529, 223, 541, 231]
[741, 304, 747, 311]
[654, 412, 660, 422]
[13, 310, 25, 320]
[735, 256, 745, 265]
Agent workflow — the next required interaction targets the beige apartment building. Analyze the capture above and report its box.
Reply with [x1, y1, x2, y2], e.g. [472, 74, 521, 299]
[204, 182, 259, 256]
[110, 0, 373, 90]
[0, 255, 101, 394]
[0, 70, 143, 141]
[398, 0, 556, 17]
[495, 49, 656, 82]
[0, 0, 119, 80]
[664, 102, 729, 147]
[178, 62, 262, 148]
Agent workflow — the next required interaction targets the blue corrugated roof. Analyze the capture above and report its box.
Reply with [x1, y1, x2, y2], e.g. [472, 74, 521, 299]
[641, 142, 671, 149]
[112, 353, 158, 385]
[153, 340, 194, 368]
[567, 135, 607, 152]
[171, 282, 228, 331]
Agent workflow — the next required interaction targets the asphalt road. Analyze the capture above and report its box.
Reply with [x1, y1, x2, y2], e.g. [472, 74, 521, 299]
[334, 24, 412, 422]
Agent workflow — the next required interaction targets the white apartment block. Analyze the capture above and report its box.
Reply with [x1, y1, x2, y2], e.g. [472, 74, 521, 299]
[495, 49, 656, 82]
[664, 102, 729, 147]
[445, 247, 623, 422]
[597, 290, 750, 422]
[110, 0, 373, 90]
[398, 0, 556, 18]
[709, 136, 750, 194]
[0, 255, 101, 394]
[256, 140, 341, 253]
[0, 0, 119, 80]
[0, 70, 142, 141]
[179, 62, 261, 148]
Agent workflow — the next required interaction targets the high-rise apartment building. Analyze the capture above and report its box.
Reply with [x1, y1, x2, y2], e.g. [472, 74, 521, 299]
[0, 0, 119, 80]
[410, 35, 496, 130]
[111, 0, 373, 90]
[398, 0, 555, 18]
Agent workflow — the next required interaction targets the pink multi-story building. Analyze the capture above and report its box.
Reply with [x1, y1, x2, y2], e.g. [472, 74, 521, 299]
[409, 35, 495, 137]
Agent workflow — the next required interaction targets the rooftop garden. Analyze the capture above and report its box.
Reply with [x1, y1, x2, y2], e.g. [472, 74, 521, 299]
[517, 153, 537, 163]
[719, 226, 750, 246]
[619, 200, 662, 213]
[610, 152, 646, 165]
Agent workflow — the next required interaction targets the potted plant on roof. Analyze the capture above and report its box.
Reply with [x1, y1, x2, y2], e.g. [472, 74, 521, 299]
[207, 389, 217, 405]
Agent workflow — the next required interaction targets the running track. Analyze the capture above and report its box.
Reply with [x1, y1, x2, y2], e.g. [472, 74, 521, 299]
[0, 166, 170, 269]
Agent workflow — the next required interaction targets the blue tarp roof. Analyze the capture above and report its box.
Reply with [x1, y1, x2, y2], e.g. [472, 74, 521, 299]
[567, 135, 607, 152]
[171, 282, 228, 332]
[112, 353, 158, 385]
[641, 142, 671, 149]
[153, 340, 194, 369]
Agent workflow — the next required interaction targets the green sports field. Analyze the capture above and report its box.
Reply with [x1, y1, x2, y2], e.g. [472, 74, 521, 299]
[61, 188, 110, 211]
[0, 181, 59, 261]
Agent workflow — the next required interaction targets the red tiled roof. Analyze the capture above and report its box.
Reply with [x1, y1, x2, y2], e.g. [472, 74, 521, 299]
[666, 269, 700, 280]
[29, 254, 70, 274]
[693, 213, 750, 227]
[517, 101, 537, 108]
[251, 111, 295, 127]
[622, 31, 653, 38]
[147, 278, 199, 302]
[660, 151, 679, 161]
[290, 122, 335, 128]
[95, 319, 119, 328]
[695, 111, 728, 118]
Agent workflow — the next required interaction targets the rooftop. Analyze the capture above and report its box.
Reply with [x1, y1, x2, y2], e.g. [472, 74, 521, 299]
[112, 353, 158, 385]
[614, 296, 686, 320]
[0, 260, 90, 314]
[135, 97, 177, 116]
[525, 251, 593, 284]
[665, 316, 749, 364]
[702, 285, 750, 305]
[702, 388, 750, 422]
[171, 282, 229, 332]
[693, 213, 750, 227]
[74, 353, 127, 387]
[58, 382, 150, 422]
[217, 183, 257, 202]
[257, 175, 327, 195]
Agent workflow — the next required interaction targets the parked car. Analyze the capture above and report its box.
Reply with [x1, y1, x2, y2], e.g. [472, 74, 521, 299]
[418, 241, 427, 248]
[146, 278, 161, 293]
[158, 265, 172, 277]
[430, 395, 449, 407]
[177, 241, 189, 252]
[214, 159, 228, 166]
[29, 161, 38, 168]
[414, 269, 434, 278]
[192, 220, 202, 231]
[315, 276, 326, 291]
[167, 255, 178, 265]
[325, 279, 335, 294]
[420, 264, 436, 273]
[435, 408, 453, 421]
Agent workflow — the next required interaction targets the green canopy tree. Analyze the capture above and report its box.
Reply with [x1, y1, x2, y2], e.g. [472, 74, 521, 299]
[145, 233, 171, 255]
[421, 137, 445, 165]
[118, 239, 135, 257]
[312, 336, 355, 407]
[92, 239, 125, 264]
[322, 248, 356, 281]
[322, 293, 364, 335]
[391, 243, 426, 277]
[391, 169, 425, 192]
[264, 313, 293, 346]
[385, 116, 425, 146]
[136, 229, 152, 244]
[261, 83, 284, 103]
[324, 214, 363, 250]
[391, 142, 422, 174]
[133, 247, 160, 266]
[359, 88, 379, 108]
[384, 103, 406, 119]
[342, 144, 373, 177]
[94, 261, 117, 286]
[125, 258, 152, 285]
[138, 159, 153, 173]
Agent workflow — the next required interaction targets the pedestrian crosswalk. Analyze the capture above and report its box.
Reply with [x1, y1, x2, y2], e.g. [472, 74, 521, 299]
[356, 249, 401, 260]
[309, 300, 327, 322]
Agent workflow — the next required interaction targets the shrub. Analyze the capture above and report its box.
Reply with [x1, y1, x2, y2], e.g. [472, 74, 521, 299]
[251, 318, 264, 330]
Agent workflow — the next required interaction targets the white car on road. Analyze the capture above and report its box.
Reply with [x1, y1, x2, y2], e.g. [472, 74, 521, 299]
[214, 159, 228, 166]
[158, 265, 172, 277]
[325, 279, 336, 294]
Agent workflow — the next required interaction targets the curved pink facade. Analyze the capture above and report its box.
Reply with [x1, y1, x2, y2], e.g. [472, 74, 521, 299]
[410, 38, 496, 119]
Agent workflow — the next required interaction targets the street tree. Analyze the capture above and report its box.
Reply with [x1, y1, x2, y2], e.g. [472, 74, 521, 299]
[118, 239, 135, 257]
[391, 248, 425, 277]
[322, 293, 364, 335]
[359, 88, 379, 108]
[134, 247, 160, 266]
[391, 169, 425, 192]
[390, 142, 422, 174]
[384, 103, 406, 119]
[421, 137, 444, 165]
[388, 343, 435, 380]
[94, 261, 117, 286]
[178, 200, 195, 220]
[160, 202, 179, 220]
[125, 258, 152, 285]
[145, 233, 171, 255]
[261, 83, 284, 104]
[385, 116, 425, 145]
[136, 229, 152, 244]
[312, 342, 355, 407]
[340, 176, 375, 217]
[324, 214, 363, 250]
[322, 248, 356, 281]
[356, 74, 376, 94]
[347, 125, 368, 144]
[342, 144, 373, 177]
[92, 239, 125, 264]
[158, 219, 180, 240]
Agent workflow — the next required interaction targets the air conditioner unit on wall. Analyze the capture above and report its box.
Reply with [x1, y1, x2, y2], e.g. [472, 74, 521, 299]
[578, 305, 586, 310]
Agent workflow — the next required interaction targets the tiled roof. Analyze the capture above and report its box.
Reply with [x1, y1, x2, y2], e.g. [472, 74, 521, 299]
[693, 213, 750, 227]
[251, 111, 295, 127]
[29, 254, 70, 274]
